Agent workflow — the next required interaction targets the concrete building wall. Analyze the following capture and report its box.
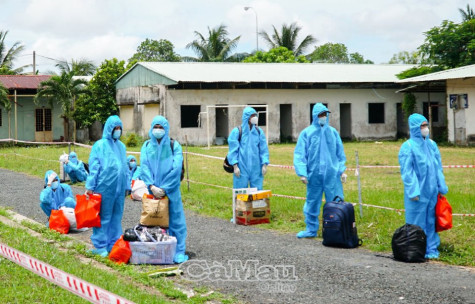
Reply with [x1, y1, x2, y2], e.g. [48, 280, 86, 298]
[446, 78, 475, 144]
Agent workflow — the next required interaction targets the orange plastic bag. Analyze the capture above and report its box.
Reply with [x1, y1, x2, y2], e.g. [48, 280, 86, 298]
[75, 193, 102, 229]
[109, 236, 131, 264]
[435, 194, 452, 232]
[49, 209, 70, 234]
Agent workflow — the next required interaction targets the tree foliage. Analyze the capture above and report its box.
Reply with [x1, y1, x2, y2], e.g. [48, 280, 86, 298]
[0, 30, 25, 74]
[243, 47, 309, 63]
[128, 38, 181, 64]
[396, 66, 442, 79]
[402, 92, 417, 119]
[259, 22, 316, 56]
[459, 4, 475, 21]
[388, 51, 421, 64]
[74, 58, 126, 128]
[56, 58, 96, 76]
[0, 82, 10, 111]
[185, 24, 241, 62]
[308, 42, 373, 64]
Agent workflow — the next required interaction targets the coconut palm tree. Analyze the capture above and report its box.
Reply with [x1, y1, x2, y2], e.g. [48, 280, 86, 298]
[185, 24, 241, 62]
[0, 30, 25, 74]
[259, 22, 316, 56]
[459, 4, 475, 21]
[56, 58, 96, 76]
[0, 83, 10, 110]
[35, 72, 88, 141]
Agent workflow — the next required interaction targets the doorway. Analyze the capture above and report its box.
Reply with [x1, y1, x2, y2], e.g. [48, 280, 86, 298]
[339, 103, 352, 140]
[35, 108, 52, 142]
[215, 106, 229, 140]
[396, 103, 408, 138]
[280, 104, 292, 142]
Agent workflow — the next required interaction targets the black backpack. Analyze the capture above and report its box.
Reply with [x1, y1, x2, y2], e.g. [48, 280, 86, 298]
[223, 126, 261, 173]
[145, 138, 185, 181]
[392, 224, 427, 263]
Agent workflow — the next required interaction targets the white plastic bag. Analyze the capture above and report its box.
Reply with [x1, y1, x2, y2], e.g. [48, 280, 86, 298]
[59, 152, 69, 163]
[131, 179, 148, 201]
[60, 207, 77, 229]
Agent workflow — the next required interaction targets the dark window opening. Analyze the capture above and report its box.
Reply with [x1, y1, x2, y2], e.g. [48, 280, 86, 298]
[252, 105, 267, 126]
[181, 105, 200, 128]
[310, 103, 328, 123]
[423, 102, 439, 123]
[35, 108, 52, 131]
[368, 103, 385, 124]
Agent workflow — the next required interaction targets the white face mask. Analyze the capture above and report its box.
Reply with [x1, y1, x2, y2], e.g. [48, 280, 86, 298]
[421, 127, 429, 138]
[152, 128, 165, 139]
[318, 117, 327, 126]
[250, 116, 258, 125]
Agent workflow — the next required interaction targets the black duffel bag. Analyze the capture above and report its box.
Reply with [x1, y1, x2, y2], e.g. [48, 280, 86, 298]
[392, 223, 427, 263]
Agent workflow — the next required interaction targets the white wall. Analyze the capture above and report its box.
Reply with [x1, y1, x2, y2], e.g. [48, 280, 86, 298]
[446, 78, 475, 144]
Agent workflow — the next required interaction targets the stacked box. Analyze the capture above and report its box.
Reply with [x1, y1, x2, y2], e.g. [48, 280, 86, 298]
[235, 190, 271, 225]
[129, 237, 177, 265]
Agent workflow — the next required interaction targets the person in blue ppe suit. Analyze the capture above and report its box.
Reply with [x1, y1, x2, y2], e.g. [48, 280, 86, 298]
[63, 151, 88, 183]
[293, 103, 347, 238]
[398, 113, 448, 259]
[127, 155, 142, 187]
[227, 107, 269, 190]
[40, 170, 76, 220]
[85, 115, 129, 257]
[140, 116, 188, 264]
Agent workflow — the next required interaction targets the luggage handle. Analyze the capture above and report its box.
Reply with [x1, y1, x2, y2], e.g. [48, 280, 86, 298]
[332, 196, 344, 202]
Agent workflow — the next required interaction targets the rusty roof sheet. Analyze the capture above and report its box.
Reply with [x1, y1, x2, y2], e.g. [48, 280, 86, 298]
[0, 75, 51, 89]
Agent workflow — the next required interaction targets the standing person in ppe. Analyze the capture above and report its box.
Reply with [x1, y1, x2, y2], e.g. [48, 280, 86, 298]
[63, 151, 88, 183]
[85, 115, 129, 257]
[293, 103, 347, 238]
[227, 106, 269, 190]
[398, 113, 448, 259]
[140, 116, 188, 264]
[40, 170, 76, 219]
[126, 155, 142, 193]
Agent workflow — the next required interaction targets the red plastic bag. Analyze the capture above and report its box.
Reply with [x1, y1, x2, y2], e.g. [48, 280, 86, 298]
[435, 194, 452, 232]
[49, 209, 70, 234]
[109, 236, 131, 264]
[75, 193, 102, 229]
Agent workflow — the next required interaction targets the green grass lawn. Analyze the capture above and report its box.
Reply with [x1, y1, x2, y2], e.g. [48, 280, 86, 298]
[0, 141, 474, 266]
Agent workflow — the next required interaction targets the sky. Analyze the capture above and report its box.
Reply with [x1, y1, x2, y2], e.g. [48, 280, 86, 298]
[0, 0, 469, 74]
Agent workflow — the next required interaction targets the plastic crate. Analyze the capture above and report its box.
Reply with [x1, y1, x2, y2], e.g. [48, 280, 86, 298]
[129, 237, 177, 265]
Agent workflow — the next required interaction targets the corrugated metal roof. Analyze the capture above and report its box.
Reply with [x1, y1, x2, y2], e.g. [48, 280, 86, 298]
[0, 75, 51, 89]
[398, 64, 475, 83]
[117, 62, 414, 85]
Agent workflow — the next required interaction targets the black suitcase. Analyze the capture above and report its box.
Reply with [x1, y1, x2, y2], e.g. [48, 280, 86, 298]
[322, 196, 362, 248]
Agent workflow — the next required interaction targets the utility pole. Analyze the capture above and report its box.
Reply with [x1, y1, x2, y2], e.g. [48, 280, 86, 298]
[33, 51, 36, 75]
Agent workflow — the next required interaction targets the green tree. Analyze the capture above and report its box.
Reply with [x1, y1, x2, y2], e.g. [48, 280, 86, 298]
[128, 38, 181, 65]
[74, 58, 126, 128]
[349, 52, 374, 64]
[56, 58, 96, 76]
[402, 92, 417, 119]
[309, 43, 349, 63]
[459, 4, 475, 21]
[0, 83, 10, 111]
[35, 72, 88, 141]
[259, 22, 316, 56]
[243, 47, 309, 63]
[185, 24, 240, 62]
[388, 51, 421, 64]
[0, 30, 25, 74]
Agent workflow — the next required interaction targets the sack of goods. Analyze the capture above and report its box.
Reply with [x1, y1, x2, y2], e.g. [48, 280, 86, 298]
[131, 179, 148, 201]
[60, 207, 77, 229]
[392, 223, 427, 263]
[140, 194, 169, 228]
[126, 225, 177, 265]
[235, 190, 271, 225]
[322, 196, 362, 248]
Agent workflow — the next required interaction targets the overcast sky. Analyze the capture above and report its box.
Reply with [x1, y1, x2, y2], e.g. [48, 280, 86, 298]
[0, 0, 468, 74]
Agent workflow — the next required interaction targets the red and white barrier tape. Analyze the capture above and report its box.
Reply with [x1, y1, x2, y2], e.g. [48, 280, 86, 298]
[0, 242, 134, 304]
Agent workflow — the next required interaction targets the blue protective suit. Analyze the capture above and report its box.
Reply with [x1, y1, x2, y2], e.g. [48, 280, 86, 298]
[127, 155, 142, 187]
[40, 170, 76, 218]
[227, 107, 269, 190]
[86, 115, 128, 252]
[293, 103, 346, 237]
[140, 116, 187, 263]
[398, 113, 448, 258]
[63, 151, 88, 183]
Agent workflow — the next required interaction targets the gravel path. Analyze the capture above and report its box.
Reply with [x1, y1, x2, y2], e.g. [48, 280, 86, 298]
[0, 168, 473, 304]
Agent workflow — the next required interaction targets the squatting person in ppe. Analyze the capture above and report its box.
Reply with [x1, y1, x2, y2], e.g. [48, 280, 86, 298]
[85, 115, 129, 257]
[293, 103, 347, 238]
[63, 151, 88, 183]
[40, 170, 76, 222]
[126, 155, 142, 195]
[226, 106, 269, 190]
[398, 113, 448, 259]
[140, 115, 188, 264]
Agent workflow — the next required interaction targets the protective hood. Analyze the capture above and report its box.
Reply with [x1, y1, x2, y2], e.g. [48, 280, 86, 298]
[148, 115, 170, 146]
[44, 170, 59, 187]
[312, 103, 330, 127]
[127, 155, 137, 163]
[241, 107, 257, 129]
[408, 113, 427, 140]
[69, 151, 78, 164]
[102, 115, 123, 140]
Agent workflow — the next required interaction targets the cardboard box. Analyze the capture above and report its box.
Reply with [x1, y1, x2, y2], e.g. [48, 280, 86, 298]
[235, 191, 271, 225]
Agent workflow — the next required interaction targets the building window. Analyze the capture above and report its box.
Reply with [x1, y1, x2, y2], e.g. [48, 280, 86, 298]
[181, 105, 200, 128]
[35, 108, 52, 131]
[368, 103, 385, 124]
[253, 106, 267, 126]
[423, 102, 439, 123]
[310, 103, 328, 123]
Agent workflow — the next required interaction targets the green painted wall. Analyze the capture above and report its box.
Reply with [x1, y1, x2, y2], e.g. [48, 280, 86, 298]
[115, 64, 177, 89]
[0, 96, 65, 141]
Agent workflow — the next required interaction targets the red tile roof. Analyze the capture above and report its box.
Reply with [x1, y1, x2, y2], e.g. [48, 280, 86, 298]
[0, 75, 51, 89]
